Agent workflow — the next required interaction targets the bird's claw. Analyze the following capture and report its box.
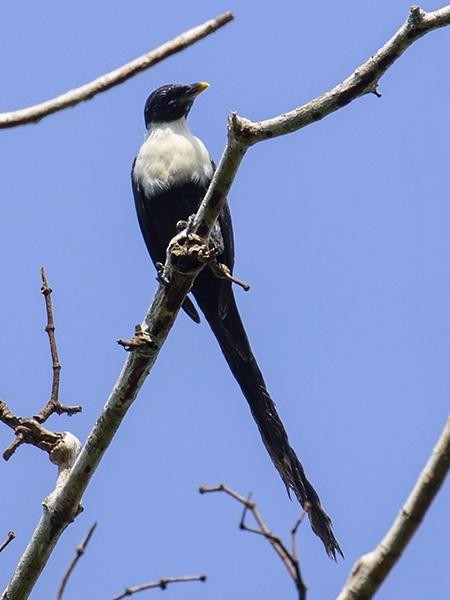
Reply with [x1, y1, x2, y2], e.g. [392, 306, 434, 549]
[176, 214, 196, 233]
[155, 262, 170, 286]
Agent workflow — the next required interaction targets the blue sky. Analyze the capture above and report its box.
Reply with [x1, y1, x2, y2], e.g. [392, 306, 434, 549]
[0, 1, 449, 598]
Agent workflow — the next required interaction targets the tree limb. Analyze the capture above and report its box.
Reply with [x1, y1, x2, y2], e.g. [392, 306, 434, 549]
[0, 12, 233, 129]
[226, 5, 450, 145]
[56, 523, 97, 600]
[193, 4, 450, 243]
[3, 5, 449, 598]
[108, 575, 207, 600]
[0, 269, 81, 460]
[336, 417, 450, 600]
[200, 484, 307, 599]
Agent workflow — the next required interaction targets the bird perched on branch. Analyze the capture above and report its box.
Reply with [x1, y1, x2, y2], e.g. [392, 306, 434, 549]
[131, 82, 341, 559]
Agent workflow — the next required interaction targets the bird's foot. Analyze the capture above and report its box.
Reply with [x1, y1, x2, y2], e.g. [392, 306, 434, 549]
[196, 241, 219, 263]
[169, 231, 214, 268]
[155, 262, 170, 286]
[176, 214, 196, 234]
[210, 260, 250, 291]
[176, 220, 188, 232]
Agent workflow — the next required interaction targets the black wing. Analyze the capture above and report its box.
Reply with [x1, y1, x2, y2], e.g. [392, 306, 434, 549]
[131, 160, 201, 324]
[209, 160, 235, 320]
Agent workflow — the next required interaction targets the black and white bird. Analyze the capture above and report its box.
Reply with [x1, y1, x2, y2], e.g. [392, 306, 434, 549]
[131, 82, 341, 558]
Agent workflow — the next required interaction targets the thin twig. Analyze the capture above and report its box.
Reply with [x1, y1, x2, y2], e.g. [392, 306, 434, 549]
[56, 523, 97, 600]
[199, 484, 307, 599]
[35, 268, 82, 423]
[108, 575, 207, 600]
[337, 417, 450, 600]
[3, 6, 449, 599]
[0, 532, 15, 554]
[0, 12, 233, 129]
[291, 510, 308, 561]
[1, 270, 82, 460]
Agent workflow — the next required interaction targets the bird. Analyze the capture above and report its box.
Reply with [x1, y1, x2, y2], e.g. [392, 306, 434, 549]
[131, 82, 342, 559]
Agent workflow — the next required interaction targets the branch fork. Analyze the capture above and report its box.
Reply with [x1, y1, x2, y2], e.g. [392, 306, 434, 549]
[1, 269, 81, 462]
[200, 484, 307, 599]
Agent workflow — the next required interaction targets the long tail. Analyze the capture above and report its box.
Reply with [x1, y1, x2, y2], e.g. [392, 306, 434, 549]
[195, 290, 342, 559]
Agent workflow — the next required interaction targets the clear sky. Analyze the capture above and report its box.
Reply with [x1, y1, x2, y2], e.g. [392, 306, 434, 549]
[0, 1, 449, 598]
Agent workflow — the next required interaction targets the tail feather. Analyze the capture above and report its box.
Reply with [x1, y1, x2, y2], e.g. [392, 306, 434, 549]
[195, 290, 342, 559]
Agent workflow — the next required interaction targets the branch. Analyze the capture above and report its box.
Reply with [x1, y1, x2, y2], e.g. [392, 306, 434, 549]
[199, 484, 307, 599]
[0, 12, 233, 129]
[0, 532, 15, 555]
[337, 417, 450, 600]
[56, 523, 97, 600]
[0, 404, 64, 461]
[0, 269, 81, 460]
[35, 267, 82, 423]
[3, 5, 449, 598]
[226, 5, 450, 145]
[193, 4, 450, 243]
[108, 575, 207, 600]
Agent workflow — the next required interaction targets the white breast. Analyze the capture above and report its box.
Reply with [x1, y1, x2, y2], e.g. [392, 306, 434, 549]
[133, 117, 214, 196]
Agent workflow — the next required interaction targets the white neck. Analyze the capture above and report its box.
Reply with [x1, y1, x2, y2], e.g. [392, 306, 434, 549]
[146, 117, 190, 136]
[133, 117, 213, 196]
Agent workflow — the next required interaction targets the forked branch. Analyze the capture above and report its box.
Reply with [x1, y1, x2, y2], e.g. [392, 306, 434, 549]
[0, 271, 82, 599]
[0, 269, 81, 461]
[200, 484, 307, 599]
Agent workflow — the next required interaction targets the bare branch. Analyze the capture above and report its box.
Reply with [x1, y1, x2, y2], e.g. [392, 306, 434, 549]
[1, 270, 81, 460]
[0, 532, 15, 555]
[337, 417, 450, 600]
[199, 484, 307, 599]
[228, 5, 450, 144]
[108, 575, 207, 600]
[0, 12, 233, 129]
[193, 4, 450, 246]
[1, 409, 62, 461]
[35, 267, 82, 423]
[3, 6, 448, 598]
[291, 511, 308, 561]
[56, 523, 97, 600]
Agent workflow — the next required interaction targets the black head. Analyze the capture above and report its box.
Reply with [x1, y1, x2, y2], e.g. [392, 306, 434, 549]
[144, 82, 209, 127]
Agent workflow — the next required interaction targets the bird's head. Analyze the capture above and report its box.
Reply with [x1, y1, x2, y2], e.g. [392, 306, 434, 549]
[144, 82, 209, 128]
